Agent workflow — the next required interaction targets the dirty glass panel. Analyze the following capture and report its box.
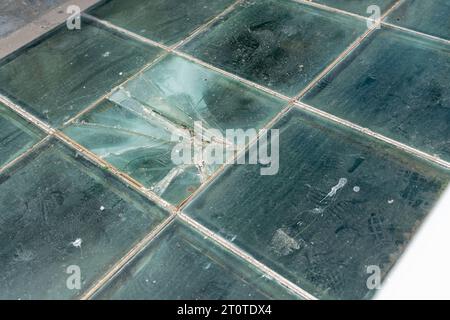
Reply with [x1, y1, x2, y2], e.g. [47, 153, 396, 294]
[385, 0, 450, 40]
[181, 0, 367, 96]
[313, 0, 397, 16]
[0, 20, 162, 127]
[90, 0, 235, 45]
[0, 102, 44, 167]
[0, 139, 168, 299]
[185, 108, 450, 300]
[64, 54, 285, 205]
[94, 220, 299, 300]
[303, 28, 450, 161]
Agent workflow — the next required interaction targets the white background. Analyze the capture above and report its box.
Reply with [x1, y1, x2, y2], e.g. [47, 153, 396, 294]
[376, 185, 450, 299]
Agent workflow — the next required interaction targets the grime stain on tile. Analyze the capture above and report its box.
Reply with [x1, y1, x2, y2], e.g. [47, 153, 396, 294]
[182, 0, 367, 96]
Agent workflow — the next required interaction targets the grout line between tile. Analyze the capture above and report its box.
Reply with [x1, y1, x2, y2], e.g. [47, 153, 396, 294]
[171, 0, 244, 49]
[178, 103, 293, 210]
[83, 13, 172, 51]
[172, 50, 292, 101]
[294, 0, 450, 45]
[0, 135, 51, 174]
[178, 212, 318, 300]
[0, 96, 55, 135]
[293, 101, 450, 169]
[294, 0, 404, 100]
[79, 214, 177, 300]
[292, 0, 369, 22]
[54, 131, 178, 211]
[295, 27, 375, 99]
[61, 51, 169, 127]
[0, 93, 177, 213]
[65, 0, 245, 127]
[381, 21, 450, 45]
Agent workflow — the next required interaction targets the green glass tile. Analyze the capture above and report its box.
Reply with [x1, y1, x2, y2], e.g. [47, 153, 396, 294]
[181, 0, 367, 96]
[313, 0, 397, 16]
[386, 0, 450, 40]
[185, 108, 450, 300]
[0, 139, 168, 299]
[303, 28, 450, 161]
[64, 54, 285, 205]
[0, 19, 162, 127]
[94, 220, 299, 300]
[0, 102, 44, 167]
[90, 0, 235, 45]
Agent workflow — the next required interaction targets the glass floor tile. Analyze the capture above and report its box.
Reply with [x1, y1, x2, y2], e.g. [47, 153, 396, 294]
[93, 220, 299, 300]
[185, 108, 450, 300]
[385, 0, 450, 40]
[181, 0, 367, 96]
[0, 19, 162, 127]
[1, 0, 449, 301]
[64, 54, 285, 205]
[0, 102, 45, 167]
[313, 0, 398, 16]
[0, 139, 168, 299]
[302, 27, 450, 161]
[89, 0, 235, 46]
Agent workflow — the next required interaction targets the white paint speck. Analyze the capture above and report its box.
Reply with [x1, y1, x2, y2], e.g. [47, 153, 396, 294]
[312, 207, 324, 214]
[353, 186, 360, 193]
[388, 199, 394, 204]
[71, 238, 82, 248]
[102, 51, 111, 57]
[100, 206, 105, 211]
[321, 178, 348, 202]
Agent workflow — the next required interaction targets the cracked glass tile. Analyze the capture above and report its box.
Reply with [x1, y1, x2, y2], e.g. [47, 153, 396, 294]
[185, 108, 450, 300]
[89, 0, 235, 45]
[94, 220, 299, 300]
[181, 0, 367, 96]
[385, 0, 450, 40]
[0, 19, 162, 127]
[64, 54, 285, 205]
[302, 28, 450, 161]
[0, 102, 44, 167]
[0, 139, 168, 299]
[313, 0, 397, 16]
